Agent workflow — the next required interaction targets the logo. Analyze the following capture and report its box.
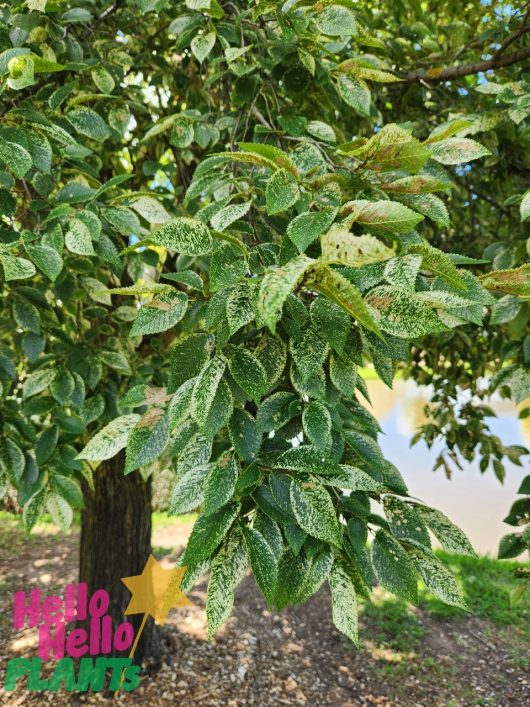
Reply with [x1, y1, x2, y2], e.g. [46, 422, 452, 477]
[4, 555, 192, 695]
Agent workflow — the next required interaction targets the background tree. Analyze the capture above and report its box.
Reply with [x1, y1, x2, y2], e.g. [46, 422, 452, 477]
[1, 0, 529, 653]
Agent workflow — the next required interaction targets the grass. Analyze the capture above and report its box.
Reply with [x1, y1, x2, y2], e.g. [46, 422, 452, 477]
[417, 551, 529, 638]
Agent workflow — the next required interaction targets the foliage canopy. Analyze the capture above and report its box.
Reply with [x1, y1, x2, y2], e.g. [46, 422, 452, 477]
[1, 0, 530, 638]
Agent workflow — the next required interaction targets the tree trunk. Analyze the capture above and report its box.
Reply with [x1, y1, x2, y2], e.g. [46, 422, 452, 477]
[79, 450, 161, 665]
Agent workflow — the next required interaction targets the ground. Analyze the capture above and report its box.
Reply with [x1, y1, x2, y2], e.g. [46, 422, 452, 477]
[0, 512, 528, 707]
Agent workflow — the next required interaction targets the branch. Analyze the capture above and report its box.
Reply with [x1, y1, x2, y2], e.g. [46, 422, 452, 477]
[399, 43, 530, 83]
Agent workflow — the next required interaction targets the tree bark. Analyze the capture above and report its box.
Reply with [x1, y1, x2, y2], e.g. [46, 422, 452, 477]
[79, 450, 161, 665]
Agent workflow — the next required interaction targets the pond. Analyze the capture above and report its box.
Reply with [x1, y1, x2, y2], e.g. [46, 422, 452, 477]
[366, 379, 529, 556]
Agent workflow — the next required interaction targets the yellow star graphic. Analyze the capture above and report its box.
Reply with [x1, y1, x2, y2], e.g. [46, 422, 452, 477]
[121, 554, 193, 626]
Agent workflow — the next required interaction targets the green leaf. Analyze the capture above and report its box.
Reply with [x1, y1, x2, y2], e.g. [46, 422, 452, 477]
[272, 445, 341, 476]
[371, 530, 418, 603]
[383, 496, 431, 551]
[310, 297, 350, 354]
[52, 475, 84, 508]
[0, 138, 32, 178]
[348, 200, 424, 234]
[1, 255, 36, 281]
[243, 525, 278, 606]
[211, 200, 251, 232]
[22, 368, 56, 398]
[321, 227, 395, 267]
[131, 196, 171, 225]
[238, 142, 298, 174]
[384, 255, 422, 290]
[65, 218, 96, 256]
[365, 286, 447, 338]
[408, 546, 466, 608]
[256, 391, 300, 432]
[170, 116, 194, 148]
[77, 414, 140, 460]
[520, 189, 530, 222]
[429, 137, 490, 165]
[303, 401, 331, 450]
[125, 410, 169, 473]
[66, 108, 110, 142]
[191, 31, 216, 63]
[46, 493, 73, 532]
[480, 265, 530, 297]
[25, 245, 63, 281]
[23, 490, 46, 532]
[183, 502, 241, 565]
[258, 255, 315, 333]
[290, 328, 329, 381]
[206, 528, 247, 639]
[415, 505, 476, 557]
[490, 295, 521, 325]
[336, 75, 371, 116]
[329, 561, 359, 645]
[191, 357, 226, 428]
[168, 464, 210, 514]
[229, 408, 261, 462]
[130, 291, 188, 336]
[315, 5, 357, 35]
[406, 242, 467, 291]
[307, 265, 381, 336]
[287, 208, 336, 253]
[150, 217, 214, 255]
[227, 346, 268, 402]
[265, 168, 299, 215]
[203, 456, 238, 516]
[290, 481, 342, 546]
[169, 333, 212, 393]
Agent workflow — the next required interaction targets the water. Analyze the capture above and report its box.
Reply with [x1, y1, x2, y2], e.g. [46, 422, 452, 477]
[366, 379, 529, 556]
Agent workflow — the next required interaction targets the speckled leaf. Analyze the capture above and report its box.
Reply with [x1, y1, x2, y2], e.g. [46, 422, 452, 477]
[415, 505, 476, 557]
[290, 481, 342, 546]
[229, 408, 261, 462]
[321, 227, 395, 267]
[289, 328, 329, 381]
[124, 409, 169, 473]
[130, 291, 187, 336]
[168, 463, 210, 514]
[365, 286, 447, 338]
[303, 401, 332, 450]
[265, 168, 299, 215]
[429, 137, 490, 165]
[258, 255, 315, 333]
[150, 217, 214, 255]
[383, 496, 431, 551]
[211, 200, 251, 232]
[336, 75, 370, 116]
[204, 455, 238, 515]
[349, 200, 424, 234]
[384, 255, 422, 290]
[82, 414, 133, 462]
[329, 561, 359, 645]
[191, 357, 226, 428]
[191, 31, 216, 63]
[206, 527, 248, 639]
[227, 346, 268, 402]
[287, 208, 336, 252]
[408, 546, 467, 608]
[65, 218, 95, 256]
[371, 530, 418, 603]
[183, 502, 241, 566]
[243, 525, 278, 606]
[307, 265, 381, 336]
[66, 108, 110, 142]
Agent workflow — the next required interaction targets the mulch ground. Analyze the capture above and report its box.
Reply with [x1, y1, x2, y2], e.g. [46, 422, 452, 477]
[0, 518, 528, 707]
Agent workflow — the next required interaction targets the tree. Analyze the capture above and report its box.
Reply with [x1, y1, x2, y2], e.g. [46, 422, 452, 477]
[1, 0, 529, 650]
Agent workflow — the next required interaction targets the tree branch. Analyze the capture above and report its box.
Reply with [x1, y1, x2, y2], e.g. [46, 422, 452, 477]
[399, 43, 530, 83]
